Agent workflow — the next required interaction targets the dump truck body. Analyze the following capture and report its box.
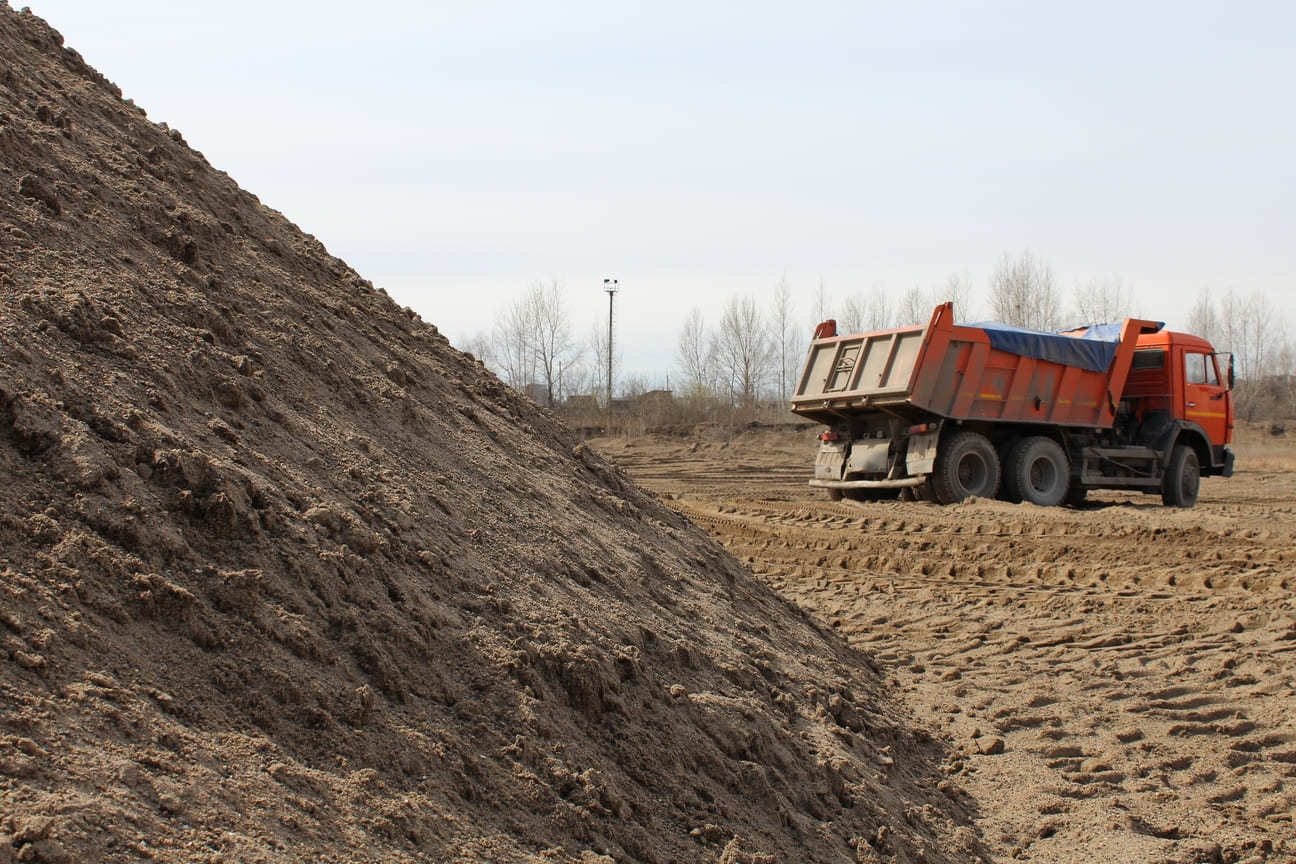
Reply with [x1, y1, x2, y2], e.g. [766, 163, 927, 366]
[791, 303, 1234, 507]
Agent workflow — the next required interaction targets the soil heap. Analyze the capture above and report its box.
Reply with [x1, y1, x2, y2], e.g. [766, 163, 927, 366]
[0, 6, 978, 862]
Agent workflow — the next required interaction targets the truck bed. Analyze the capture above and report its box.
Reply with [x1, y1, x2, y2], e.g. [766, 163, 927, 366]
[791, 303, 1162, 429]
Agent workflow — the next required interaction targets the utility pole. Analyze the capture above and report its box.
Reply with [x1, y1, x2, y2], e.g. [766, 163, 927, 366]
[603, 277, 618, 413]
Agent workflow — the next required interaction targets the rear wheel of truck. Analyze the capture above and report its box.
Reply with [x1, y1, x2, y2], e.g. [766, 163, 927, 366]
[931, 431, 1000, 504]
[1162, 445, 1200, 507]
[995, 435, 1026, 502]
[996, 439, 1023, 502]
[1007, 437, 1069, 507]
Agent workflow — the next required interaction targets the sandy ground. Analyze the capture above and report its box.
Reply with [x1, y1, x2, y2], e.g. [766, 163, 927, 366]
[594, 425, 1296, 863]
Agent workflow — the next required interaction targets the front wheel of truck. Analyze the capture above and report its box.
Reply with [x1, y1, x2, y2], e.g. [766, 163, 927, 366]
[1161, 445, 1200, 508]
[931, 431, 1000, 504]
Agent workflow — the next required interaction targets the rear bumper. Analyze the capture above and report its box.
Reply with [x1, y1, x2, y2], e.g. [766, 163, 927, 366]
[809, 477, 927, 490]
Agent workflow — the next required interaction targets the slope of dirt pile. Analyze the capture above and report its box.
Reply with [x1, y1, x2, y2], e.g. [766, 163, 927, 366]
[596, 427, 1296, 863]
[0, 6, 978, 863]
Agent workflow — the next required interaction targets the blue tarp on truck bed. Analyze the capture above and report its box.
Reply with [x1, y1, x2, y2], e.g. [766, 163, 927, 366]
[967, 321, 1159, 373]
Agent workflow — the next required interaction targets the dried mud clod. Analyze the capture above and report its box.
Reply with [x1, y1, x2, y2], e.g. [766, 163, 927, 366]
[15, 173, 58, 215]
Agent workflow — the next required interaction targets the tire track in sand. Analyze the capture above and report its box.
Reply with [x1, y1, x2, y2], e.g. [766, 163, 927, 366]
[597, 430, 1296, 862]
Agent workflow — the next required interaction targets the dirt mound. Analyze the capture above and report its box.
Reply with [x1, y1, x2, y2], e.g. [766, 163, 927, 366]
[0, 6, 976, 862]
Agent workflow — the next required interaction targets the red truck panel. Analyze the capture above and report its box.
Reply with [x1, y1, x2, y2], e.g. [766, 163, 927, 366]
[791, 303, 1160, 429]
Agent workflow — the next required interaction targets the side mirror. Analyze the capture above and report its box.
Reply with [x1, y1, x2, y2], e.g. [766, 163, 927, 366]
[1217, 352, 1235, 389]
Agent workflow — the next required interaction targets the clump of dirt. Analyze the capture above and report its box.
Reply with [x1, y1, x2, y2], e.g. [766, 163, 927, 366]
[0, 5, 977, 862]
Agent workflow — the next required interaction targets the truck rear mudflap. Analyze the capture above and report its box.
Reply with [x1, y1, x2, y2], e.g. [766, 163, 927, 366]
[813, 440, 848, 481]
[809, 429, 939, 490]
[1218, 447, 1235, 478]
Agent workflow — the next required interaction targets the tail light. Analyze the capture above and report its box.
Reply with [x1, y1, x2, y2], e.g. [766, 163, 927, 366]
[819, 431, 840, 441]
[907, 423, 934, 435]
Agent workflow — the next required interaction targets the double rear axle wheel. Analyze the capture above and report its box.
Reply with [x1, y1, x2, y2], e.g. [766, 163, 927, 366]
[827, 432, 1200, 508]
[926, 431, 1071, 506]
[918, 430, 1077, 506]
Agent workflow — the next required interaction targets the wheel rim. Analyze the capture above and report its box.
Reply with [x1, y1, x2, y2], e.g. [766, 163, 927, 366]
[956, 452, 988, 494]
[1029, 456, 1056, 495]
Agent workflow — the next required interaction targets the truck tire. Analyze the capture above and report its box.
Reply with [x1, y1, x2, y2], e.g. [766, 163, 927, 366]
[1162, 445, 1200, 508]
[1007, 436, 1069, 507]
[931, 431, 1000, 504]
[995, 440, 1026, 500]
[998, 439, 1027, 503]
[825, 488, 844, 502]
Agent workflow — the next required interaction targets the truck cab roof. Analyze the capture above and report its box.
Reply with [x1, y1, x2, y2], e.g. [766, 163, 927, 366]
[1134, 330, 1217, 354]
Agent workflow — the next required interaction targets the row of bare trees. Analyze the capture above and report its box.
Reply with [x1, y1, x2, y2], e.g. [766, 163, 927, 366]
[676, 272, 975, 409]
[801, 251, 1129, 342]
[462, 280, 607, 407]
[674, 253, 1291, 416]
[461, 259, 1294, 422]
[677, 294, 780, 408]
[986, 251, 1139, 330]
[1187, 288, 1294, 420]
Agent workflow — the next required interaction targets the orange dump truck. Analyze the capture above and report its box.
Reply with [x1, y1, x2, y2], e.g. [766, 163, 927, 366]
[790, 303, 1235, 507]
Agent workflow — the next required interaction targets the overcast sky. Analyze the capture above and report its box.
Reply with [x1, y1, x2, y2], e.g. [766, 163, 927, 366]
[27, 0, 1296, 383]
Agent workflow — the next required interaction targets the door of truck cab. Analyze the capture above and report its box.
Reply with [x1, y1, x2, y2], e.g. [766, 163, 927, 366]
[1180, 348, 1231, 445]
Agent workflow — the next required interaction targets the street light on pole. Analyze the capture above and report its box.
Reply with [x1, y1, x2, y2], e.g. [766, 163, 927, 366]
[603, 278, 618, 414]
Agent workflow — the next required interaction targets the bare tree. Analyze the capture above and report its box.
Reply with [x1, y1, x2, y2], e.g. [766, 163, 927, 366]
[525, 280, 582, 407]
[676, 307, 715, 400]
[1073, 276, 1136, 325]
[712, 293, 773, 408]
[492, 293, 537, 392]
[795, 277, 835, 397]
[897, 276, 977, 325]
[459, 331, 495, 368]
[840, 284, 891, 334]
[988, 250, 1061, 330]
[1186, 288, 1223, 347]
[771, 275, 795, 402]
[944, 271, 977, 322]
[1189, 288, 1294, 420]
[1221, 288, 1285, 383]
[810, 277, 831, 327]
[897, 284, 930, 326]
[838, 293, 863, 334]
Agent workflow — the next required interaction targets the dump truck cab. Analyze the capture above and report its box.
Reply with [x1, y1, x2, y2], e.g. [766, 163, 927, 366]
[1126, 329, 1234, 455]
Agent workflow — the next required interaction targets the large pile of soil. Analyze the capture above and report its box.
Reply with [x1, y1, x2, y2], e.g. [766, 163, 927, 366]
[0, 5, 977, 863]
